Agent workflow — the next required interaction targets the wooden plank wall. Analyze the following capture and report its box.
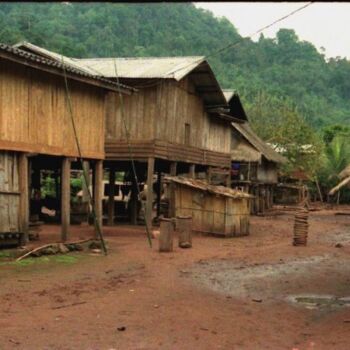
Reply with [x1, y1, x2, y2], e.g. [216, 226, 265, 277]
[0, 151, 20, 233]
[105, 139, 231, 167]
[0, 59, 105, 159]
[106, 77, 231, 154]
[174, 185, 250, 237]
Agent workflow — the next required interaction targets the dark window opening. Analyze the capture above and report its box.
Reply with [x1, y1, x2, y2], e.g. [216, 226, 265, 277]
[185, 123, 191, 146]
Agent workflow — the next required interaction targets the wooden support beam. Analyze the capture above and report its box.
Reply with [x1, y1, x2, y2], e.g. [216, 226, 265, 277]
[18, 153, 29, 245]
[189, 164, 195, 179]
[94, 160, 103, 237]
[206, 166, 212, 184]
[168, 162, 177, 218]
[145, 157, 155, 229]
[54, 169, 60, 200]
[82, 161, 90, 202]
[225, 169, 231, 187]
[156, 170, 162, 217]
[170, 162, 177, 176]
[130, 175, 138, 225]
[107, 167, 115, 226]
[61, 157, 71, 242]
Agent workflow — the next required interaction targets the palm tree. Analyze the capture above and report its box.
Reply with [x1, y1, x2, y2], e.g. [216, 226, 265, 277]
[322, 135, 350, 203]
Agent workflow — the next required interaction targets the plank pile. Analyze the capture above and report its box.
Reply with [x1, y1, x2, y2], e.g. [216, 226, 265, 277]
[293, 207, 309, 246]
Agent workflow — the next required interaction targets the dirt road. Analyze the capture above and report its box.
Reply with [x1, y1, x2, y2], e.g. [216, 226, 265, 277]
[0, 207, 349, 349]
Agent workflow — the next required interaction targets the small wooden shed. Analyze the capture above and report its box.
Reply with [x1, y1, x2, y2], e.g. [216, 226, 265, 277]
[166, 176, 252, 237]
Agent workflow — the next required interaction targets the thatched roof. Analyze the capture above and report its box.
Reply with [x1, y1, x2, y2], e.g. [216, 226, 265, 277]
[231, 122, 287, 164]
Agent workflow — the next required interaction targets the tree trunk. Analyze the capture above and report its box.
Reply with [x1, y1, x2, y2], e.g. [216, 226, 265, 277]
[159, 218, 174, 252]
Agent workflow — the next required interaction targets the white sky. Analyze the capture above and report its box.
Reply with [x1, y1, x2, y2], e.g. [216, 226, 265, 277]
[194, 2, 350, 60]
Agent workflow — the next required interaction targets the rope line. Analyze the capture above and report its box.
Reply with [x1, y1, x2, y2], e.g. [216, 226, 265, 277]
[112, 56, 153, 248]
[61, 55, 108, 255]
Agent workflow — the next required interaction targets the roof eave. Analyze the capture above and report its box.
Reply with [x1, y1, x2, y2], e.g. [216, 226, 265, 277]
[0, 49, 131, 94]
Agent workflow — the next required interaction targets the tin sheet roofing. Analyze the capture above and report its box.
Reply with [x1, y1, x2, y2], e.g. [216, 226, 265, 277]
[165, 176, 253, 199]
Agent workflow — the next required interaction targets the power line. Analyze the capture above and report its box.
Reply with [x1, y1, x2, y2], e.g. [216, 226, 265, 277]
[112, 2, 314, 90]
[167, 2, 314, 79]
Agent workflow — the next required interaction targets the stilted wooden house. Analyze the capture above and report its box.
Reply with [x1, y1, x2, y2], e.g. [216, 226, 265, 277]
[223, 90, 286, 214]
[15, 42, 238, 228]
[0, 43, 132, 245]
[76, 56, 239, 227]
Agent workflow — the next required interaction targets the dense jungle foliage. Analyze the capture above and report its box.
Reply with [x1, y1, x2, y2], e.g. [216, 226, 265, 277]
[1, 2, 349, 199]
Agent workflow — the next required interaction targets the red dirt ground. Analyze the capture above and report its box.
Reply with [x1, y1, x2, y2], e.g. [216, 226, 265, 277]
[1, 206, 350, 350]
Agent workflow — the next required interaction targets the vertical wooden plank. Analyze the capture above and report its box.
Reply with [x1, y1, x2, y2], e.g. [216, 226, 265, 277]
[207, 166, 212, 184]
[94, 160, 103, 237]
[108, 167, 115, 226]
[226, 169, 231, 188]
[189, 164, 195, 179]
[130, 172, 138, 225]
[18, 153, 29, 244]
[168, 162, 177, 218]
[156, 170, 162, 218]
[61, 157, 71, 242]
[145, 157, 155, 229]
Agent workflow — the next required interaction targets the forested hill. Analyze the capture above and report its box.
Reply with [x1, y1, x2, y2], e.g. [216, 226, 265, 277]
[1, 2, 349, 129]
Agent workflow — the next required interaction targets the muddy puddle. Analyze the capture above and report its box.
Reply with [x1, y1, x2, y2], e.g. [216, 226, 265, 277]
[188, 254, 350, 303]
[287, 294, 350, 309]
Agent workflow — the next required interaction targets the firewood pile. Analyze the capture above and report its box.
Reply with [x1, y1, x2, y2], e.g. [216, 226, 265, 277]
[293, 207, 309, 246]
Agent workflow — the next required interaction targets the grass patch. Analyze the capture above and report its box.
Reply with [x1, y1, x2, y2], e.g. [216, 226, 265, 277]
[52, 255, 78, 264]
[0, 253, 82, 267]
[0, 250, 12, 258]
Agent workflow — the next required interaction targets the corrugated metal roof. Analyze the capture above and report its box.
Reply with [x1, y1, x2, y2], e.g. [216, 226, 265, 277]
[165, 176, 253, 199]
[76, 56, 206, 81]
[232, 122, 287, 164]
[14, 41, 96, 75]
[11, 41, 134, 92]
[13, 42, 227, 106]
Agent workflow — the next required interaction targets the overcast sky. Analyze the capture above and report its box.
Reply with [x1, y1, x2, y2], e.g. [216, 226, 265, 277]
[194, 2, 350, 60]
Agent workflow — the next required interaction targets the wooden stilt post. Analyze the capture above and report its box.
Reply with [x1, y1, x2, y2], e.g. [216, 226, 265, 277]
[156, 170, 162, 218]
[189, 164, 195, 179]
[207, 166, 212, 184]
[130, 173, 138, 225]
[94, 160, 103, 237]
[82, 161, 90, 200]
[168, 162, 177, 218]
[61, 157, 71, 242]
[82, 161, 90, 222]
[170, 162, 177, 176]
[108, 167, 115, 226]
[225, 168, 231, 187]
[145, 157, 155, 229]
[18, 153, 29, 245]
